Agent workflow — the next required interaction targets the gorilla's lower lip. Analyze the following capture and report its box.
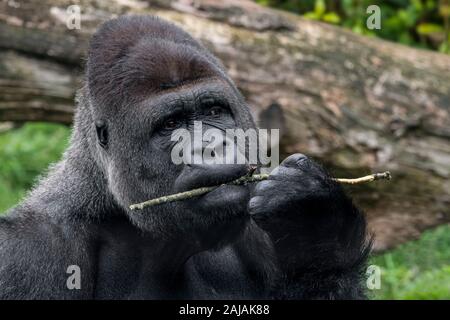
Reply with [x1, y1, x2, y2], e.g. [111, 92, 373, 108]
[198, 183, 250, 205]
[175, 164, 250, 192]
[183, 175, 244, 192]
[208, 183, 247, 194]
[195, 173, 246, 189]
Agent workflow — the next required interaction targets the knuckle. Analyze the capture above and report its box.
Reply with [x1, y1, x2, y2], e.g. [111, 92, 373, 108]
[270, 165, 297, 177]
[281, 153, 313, 171]
[281, 153, 309, 168]
[254, 180, 276, 193]
[248, 196, 265, 214]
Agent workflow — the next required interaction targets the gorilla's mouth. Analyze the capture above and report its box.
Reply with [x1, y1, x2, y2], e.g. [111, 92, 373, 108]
[174, 164, 251, 193]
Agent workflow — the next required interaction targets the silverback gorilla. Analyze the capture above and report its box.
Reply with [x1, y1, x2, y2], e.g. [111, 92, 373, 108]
[0, 15, 370, 299]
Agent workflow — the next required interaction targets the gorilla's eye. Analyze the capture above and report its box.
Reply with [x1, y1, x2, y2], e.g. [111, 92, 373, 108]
[208, 106, 223, 117]
[163, 118, 179, 130]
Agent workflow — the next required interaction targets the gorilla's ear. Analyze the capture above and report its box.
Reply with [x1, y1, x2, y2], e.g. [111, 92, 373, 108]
[95, 120, 108, 149]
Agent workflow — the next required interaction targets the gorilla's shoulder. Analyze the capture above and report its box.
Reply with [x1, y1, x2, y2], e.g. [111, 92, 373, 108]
[0, 206, 89, 249]
[0, 209, 94, 299]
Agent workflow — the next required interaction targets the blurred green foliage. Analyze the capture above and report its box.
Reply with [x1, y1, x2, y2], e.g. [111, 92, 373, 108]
[370, 224, 450, 299]
[256, 0, 450, 54]
[0, 123, 70, 213]
[0, 123, 448, 299]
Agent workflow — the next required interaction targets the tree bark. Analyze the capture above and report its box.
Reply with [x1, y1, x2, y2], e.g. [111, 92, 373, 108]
[0, 0, 449, 251]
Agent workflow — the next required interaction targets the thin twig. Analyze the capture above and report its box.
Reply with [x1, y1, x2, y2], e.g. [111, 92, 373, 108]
[333, 171, 392, 184]
[129, 171, 391, 211]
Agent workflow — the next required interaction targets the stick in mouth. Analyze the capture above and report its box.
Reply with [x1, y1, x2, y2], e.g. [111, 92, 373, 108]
[129, 171, 391, 211]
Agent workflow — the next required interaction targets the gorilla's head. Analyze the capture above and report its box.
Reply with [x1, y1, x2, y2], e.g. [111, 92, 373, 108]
[83, 15, 256, 242]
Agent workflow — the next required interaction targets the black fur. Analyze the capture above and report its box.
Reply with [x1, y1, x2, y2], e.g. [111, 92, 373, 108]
[0, 15, 370, 299]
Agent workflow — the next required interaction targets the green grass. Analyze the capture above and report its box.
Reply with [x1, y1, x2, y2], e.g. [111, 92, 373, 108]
[0, 123, 70, 213]
[0, 123, 448, 299]
[369, 224, 450, 300]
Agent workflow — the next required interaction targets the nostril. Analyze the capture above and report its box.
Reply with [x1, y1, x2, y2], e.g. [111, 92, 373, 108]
[211, 149, 216, 157]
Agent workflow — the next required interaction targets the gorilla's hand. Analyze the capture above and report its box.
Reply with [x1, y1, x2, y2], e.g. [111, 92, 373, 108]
[248, 154, 366, 273]
[249, 154, 334, 218]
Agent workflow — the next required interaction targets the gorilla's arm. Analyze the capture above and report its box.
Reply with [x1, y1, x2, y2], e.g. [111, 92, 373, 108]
[0, 211, 95, 299]
[249, 154, 370, 299]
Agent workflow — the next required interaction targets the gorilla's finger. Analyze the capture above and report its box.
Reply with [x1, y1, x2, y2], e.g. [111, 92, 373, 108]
[253, 180, 280, 194]
[253, 177, 318, 197]
[248, 196, 264, 214]
[280, 153, 309, 168]
[249, 187, 302, 216]
[269, 165, 304, 180]
[280, 153, 325, 175]
[264, 167, 327, 192]
[281, 154, 332, 183]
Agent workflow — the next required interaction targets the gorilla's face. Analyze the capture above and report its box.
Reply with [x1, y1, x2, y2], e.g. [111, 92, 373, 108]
[104, 81, 251, 241]
[87, 16, 256, 244]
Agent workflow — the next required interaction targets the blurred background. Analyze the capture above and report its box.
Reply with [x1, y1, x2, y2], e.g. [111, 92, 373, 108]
[0, 0, 449, 299]
[258, 0, 450, 53]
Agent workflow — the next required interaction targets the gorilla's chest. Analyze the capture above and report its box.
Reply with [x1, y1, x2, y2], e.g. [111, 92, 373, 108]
[182, 246, 264, 299]
[93, 231, 263, 299]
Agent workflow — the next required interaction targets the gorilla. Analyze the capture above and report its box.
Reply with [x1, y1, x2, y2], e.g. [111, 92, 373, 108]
[0, 15, 370, 299]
